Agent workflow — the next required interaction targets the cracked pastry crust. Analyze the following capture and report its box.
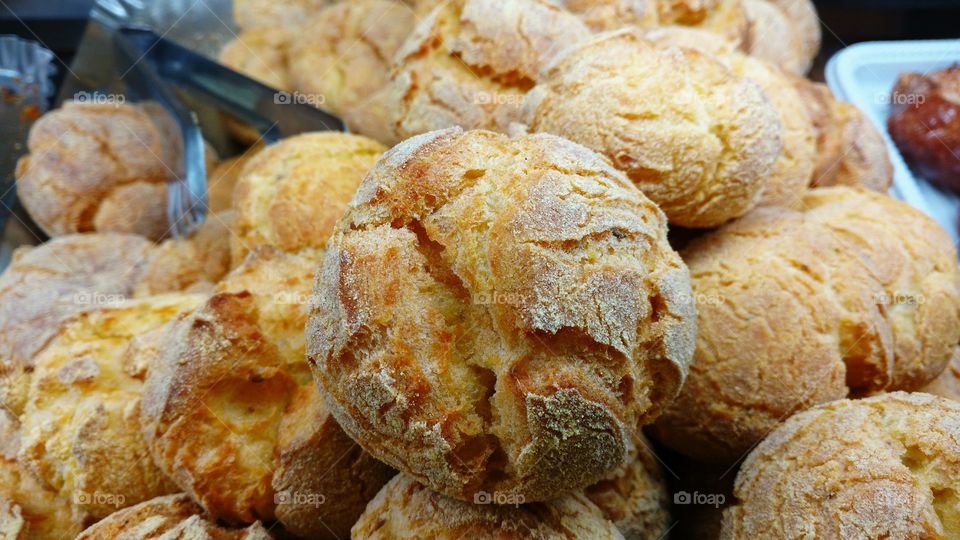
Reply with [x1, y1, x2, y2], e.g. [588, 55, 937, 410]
[287, 0, 415, 119]
[522, 29, 782, 228]
[231, 132, 386, 266]
[649, 187, 960, 464]
[584, 436, 671, 540]
[722, 392, 960, 539]
[14, 102, 210, 240]
[790, 77, 892, 192]
[17, 294, 205, 525]
[742, 0, 819, 75]
[352, 474, 625, 539]
[0, 411, 81, 539]
[361, 0, 591, 146]
[921, 347, 960, 402]
[140, 247, 394, 538]
[232, 0, 333, 31]
[218, 28, 293, 91]
[307, 127, 696, 503]
[75, 494, 272, 540]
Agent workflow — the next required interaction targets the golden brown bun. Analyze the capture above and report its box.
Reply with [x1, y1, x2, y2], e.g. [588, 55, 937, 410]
[656, 0, 748, 46]
[133, 212, 235, 297]
[791, 77, 893, 192]
[650, 187, 960, 464]
[75, 494, 272, 540]
[218, 28, 292, 90]
[352, 475, 625, 539]
[765, 0, 820, 70]
[0, 411, 82, 539]
[640, 30, 815, 209]
[287, 0, 415, 118]
[742, 0, 804, 74]
[555, 0, 659, 31]
[307, 128, 696, 502]
[18, 294, 204, 524]
[15, 102, 176, 239]
[365, 0, 591, 145]
[523, 29, 783, 228]
[231, 132, 386, 266]
[140, 248, 394, 537]
[232, 0, 332, 31]
[921, 346, 960, 402]
[0, 234, 154, 416]
[208, 148, 263, 214]
[722, 392, 960, 539]
[584, 436, 671, 540]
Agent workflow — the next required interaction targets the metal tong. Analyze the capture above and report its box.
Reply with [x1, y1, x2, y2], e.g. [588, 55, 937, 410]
[112, 27, 344, 237]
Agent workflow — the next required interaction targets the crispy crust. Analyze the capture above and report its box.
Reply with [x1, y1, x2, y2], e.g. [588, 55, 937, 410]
[0, 234, 154, 416]
[650, 187, 960, 463]
[15, 102, 178, 239]
[523, 29, 783, 228]
[583, 436, 671, 540]
[352, 475, 625, 539]
[921, 346, 960, 402]
[75, 494, 272, 539]
[231, 132, 386, 266]
[656, 0, 748, 46]
[722, 393, 960, 539]
[232, 0, 332, 31]
[219, 28, 293, 90]
[742, 0, 806, 74]
[140, 248, 393, 537]
[307, 128, 696, 502]
[368, 0, 591, 145]
[765, 0, 820, 71]
[17, 295, 204, 524]
[287, 0, 415, 117]
[557, 0, 659, 31]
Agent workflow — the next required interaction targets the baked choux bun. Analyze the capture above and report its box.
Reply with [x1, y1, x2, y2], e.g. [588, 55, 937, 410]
[17, 294, 205, 525]
[208, 147, 263, 214]
[230, 132, 386, 266]
[140, 247, 394, 538]
[584, 436, 671, 540]
[132, 212, 235, 297]
[641, 28, 816, 209]
[649, 187, 960, 464]
[367, 0, 591, 145]
[75, 494, 272, 540]
[14, 102, 177, 239]
[921, 347, 960, 402]
[232, 0, 332, 31]
[656, 0, 748, 46]
[722, 392, 960, 539]
[287, 0, 415, 119]
[219, 28, 293, 91]
[307, 127, 696, 502]
[742, 0, 819, 75]
[0, 411, 82, 539]
[522, 29, 783, 228]
[0, 233, 154, 417]
[352, 475, 624, 539]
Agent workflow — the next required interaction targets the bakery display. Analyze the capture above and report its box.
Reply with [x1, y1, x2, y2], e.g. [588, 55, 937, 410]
[522, 29, 782, 227]
[6, 2, 958, 538]
[74, 494, 271, 539]
[230, 132, 386, 265]
[888, 65, 960, 192]
[140, 248, 394, 538]
[722, 392, 960, 538]
[307, 127, 696, 502]
[650, 187, 960, 463]
[352, 474, 624, 539]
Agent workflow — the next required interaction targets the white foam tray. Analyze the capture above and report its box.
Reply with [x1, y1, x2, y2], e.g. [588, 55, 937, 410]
[826, 39, 960, 245]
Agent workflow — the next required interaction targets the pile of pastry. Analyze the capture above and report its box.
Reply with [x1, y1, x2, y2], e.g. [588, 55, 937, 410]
[3, 0, 960, 539]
